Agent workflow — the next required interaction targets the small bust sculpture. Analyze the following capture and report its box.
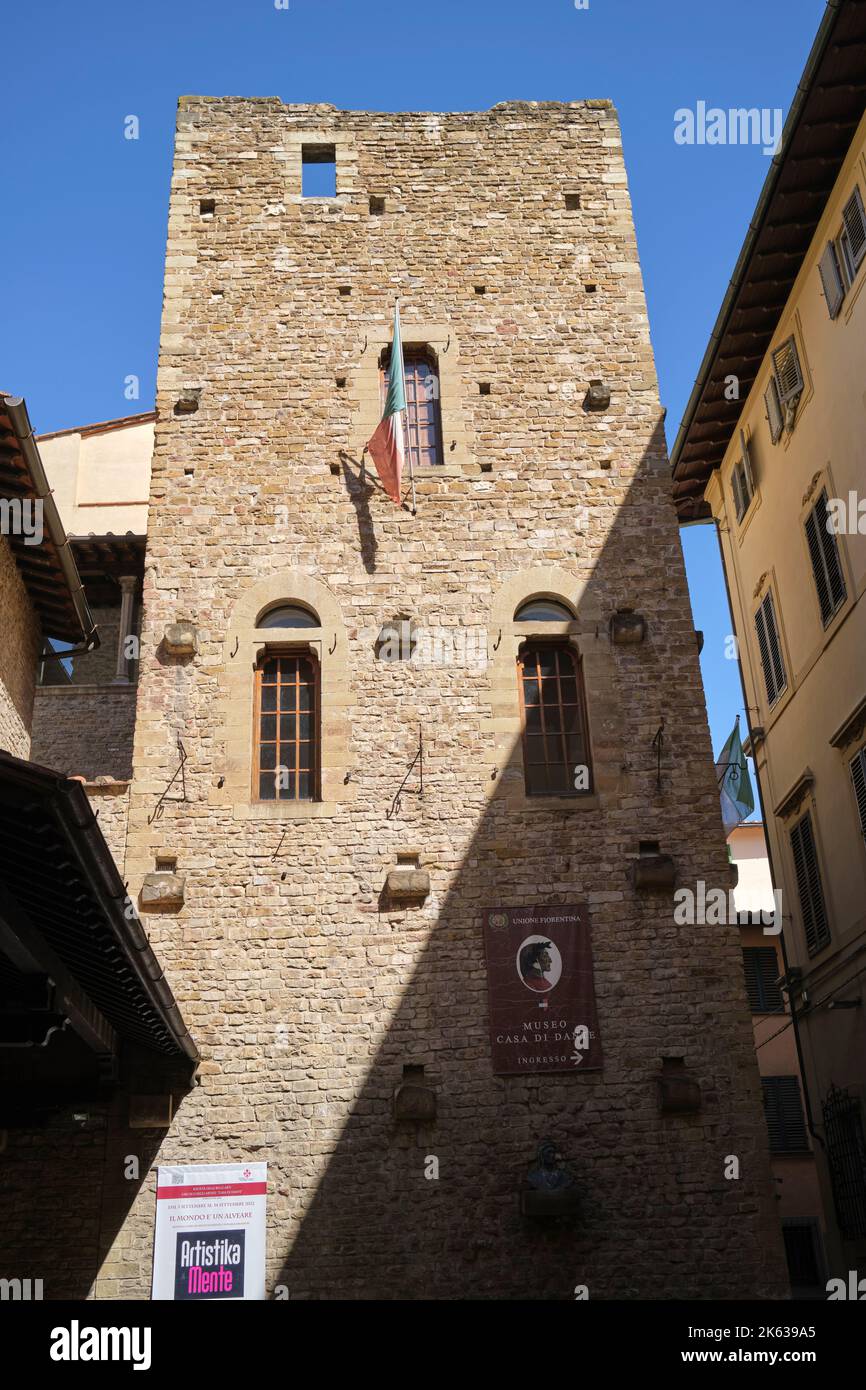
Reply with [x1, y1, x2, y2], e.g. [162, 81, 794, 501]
[526, 1140, 576, 1192]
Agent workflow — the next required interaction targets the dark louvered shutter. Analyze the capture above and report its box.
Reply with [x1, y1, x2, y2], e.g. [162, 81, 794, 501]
[772, 337, 804, 405]
[742, 947, 783, 1011]
[850, 747, 866, 846]
[765, 593, 786, 698]
[732, 463, 746, 523]
[805, 490, 847, 625]
[755, 598, 777, 706]
[755, 591, 786, 706]
[740, 429, 756, 494]
[842, 185, 866, 272]
[789, 811, 831, 956]
[762, 1076, 809, 1152]
[818, 241, 845, 318]
[764, 377, 784, 443]
[804, 509, 832, 623]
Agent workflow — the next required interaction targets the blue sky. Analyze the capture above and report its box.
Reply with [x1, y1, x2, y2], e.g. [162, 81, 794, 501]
[0, 0, 826, 782]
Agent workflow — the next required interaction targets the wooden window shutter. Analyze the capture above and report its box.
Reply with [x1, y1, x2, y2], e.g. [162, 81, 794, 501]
[740, 429, 756, 494]
[742, 947, 783, 1012]
[789, 810, 831, 956]
[818, 241, 846, 318]
[762, 1076, 809, 1152]
[731, 463, 746, 523]
[763, 592, 786, 698]
[764, 375, 784, 443]
[754, 599, 777, 706]
[850, 747, 866, 846]
[754, 590, 786, 707]
[842, 185, 866, 272]
[804, 507, 831, 623]
[804, 490, 847, 626]
[771, 336, 804, 406]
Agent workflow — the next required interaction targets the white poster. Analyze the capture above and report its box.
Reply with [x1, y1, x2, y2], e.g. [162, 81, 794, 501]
[151, 1162, 267, 1301]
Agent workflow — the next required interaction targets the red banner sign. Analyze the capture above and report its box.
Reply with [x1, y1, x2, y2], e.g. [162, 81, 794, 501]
[483, 904, 602, 1074]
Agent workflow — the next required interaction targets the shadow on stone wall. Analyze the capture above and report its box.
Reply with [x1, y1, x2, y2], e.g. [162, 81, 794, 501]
[261, 429, 787, 1301]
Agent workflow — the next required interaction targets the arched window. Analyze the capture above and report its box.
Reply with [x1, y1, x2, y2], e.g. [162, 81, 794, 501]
[381, 345, 444, 469]
[517, 643, 591, 797]
[515, 598, 575, 622]
[253, 653, 319, 801]
[257, 603, 320, 629]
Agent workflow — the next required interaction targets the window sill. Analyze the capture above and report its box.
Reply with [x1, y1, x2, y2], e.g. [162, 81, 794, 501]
[230, 799, 340, 821]
[35, 682, 138, 694]
[500, 792, 600, 813]
[735, 488, 761, 544]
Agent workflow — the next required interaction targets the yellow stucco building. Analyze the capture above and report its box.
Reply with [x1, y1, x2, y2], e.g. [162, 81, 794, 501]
[672, 1, 866, 1280]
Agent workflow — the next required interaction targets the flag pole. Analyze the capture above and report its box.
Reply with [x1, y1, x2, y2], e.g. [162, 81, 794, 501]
[396, 301, 417, 515]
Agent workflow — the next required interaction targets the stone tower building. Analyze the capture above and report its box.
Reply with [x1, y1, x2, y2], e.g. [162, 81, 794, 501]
[98, 97, 787, 1298]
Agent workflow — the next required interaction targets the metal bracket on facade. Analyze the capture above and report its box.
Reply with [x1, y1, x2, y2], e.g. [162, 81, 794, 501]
[148, 738, 188, 824]
[387, 725, 424, 819]
[652, 718, 665, 793]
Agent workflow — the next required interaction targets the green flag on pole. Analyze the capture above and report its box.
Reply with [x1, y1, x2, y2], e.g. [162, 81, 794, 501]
[715, 717, 755, 835]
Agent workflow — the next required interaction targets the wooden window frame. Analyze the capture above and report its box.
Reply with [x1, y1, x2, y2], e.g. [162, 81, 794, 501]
[381, 344, 445, 470]
[252, 648, 321, 803]
[517, 639, 593, 799]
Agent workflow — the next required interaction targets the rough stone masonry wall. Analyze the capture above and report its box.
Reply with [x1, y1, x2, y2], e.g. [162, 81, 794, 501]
[31, 686, 136, 781]
[97, 99, 789, 1299]
[0, 535, 40, 759]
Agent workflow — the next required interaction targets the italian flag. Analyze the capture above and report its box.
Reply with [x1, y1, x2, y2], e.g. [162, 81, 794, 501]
[366, 304, 406, 505]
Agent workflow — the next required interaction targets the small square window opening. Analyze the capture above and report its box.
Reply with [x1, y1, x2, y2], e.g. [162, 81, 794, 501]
[302, 144, 337, 198]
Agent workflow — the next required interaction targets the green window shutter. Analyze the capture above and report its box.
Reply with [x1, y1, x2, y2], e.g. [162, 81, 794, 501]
[850, 747, 866, 846]
[762, 1076, 809, 1152]
[764, 375, 784, 443]
[772, 336, 804, 406]
[742, 947, 783, 1012]
[842, 185, 866, 271]
[818, 241, 845, 318]
[789, 810, 831, 957]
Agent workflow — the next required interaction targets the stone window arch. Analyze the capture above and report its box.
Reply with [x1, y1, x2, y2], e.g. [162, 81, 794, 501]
[257, 602, 321, 629]
[215, 573, 354, 820]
